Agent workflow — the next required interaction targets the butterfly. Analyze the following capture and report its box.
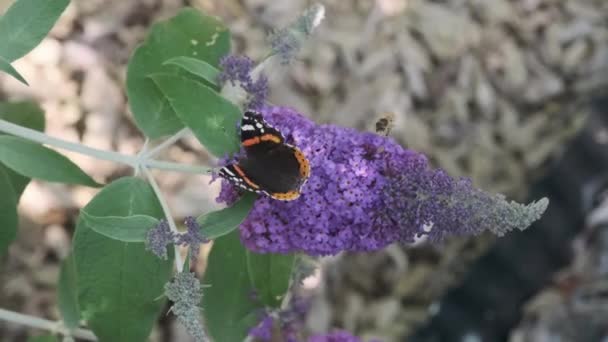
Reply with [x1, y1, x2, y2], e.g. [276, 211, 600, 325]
[219, 111, 310, 201]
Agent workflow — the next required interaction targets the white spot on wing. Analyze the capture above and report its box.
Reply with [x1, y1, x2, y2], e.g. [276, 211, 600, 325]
[222, 168, 235, 176]
[241, 124, 255, 131]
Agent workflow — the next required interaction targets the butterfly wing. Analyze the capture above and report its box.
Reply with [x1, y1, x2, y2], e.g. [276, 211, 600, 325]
[240, 111, 284, 148]
[218, 164, 262, 193]
[219, 111, 310, 201]
[238, 143, 309, 200]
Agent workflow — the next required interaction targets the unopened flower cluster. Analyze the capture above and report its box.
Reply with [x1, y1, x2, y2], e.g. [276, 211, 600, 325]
[268, 3, 325, 64]
[145, 217, 208, 261]
[217, 107, 548, 256]
[165, 271, 207, 342]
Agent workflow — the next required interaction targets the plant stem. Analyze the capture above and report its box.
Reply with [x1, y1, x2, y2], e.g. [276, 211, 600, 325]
[0, 119, 212, 175]
[142, 128, 190, 158]
[145, 160, 212, 175]
[0, 119, 135, 167]
[142, 167, 185, 273]
[0, 308, 97, 341]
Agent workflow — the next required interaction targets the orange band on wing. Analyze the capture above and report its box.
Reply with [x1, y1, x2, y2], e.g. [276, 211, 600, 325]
[243, 134, 282, 147]
[270, 190, 301, 201]
[260, 134, 282, 143]
[242, 137, 260, 147]
[232, 165, 260, 189]
[293, 149, 311, 178]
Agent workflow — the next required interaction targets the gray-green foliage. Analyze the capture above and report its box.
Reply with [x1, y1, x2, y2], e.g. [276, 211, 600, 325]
[73, 178, 173, 341]
[0, 0, 69, 84]
[57, 254, 80, 330]
[197, 192, 257, 239]
[202, 230, 260, 342]
[0, 167, 18, 255]
[0, 101, 45, 255]
[150, 74, 241, 156]
[126, 9, 230, 138]
[0, 136, 100, 187]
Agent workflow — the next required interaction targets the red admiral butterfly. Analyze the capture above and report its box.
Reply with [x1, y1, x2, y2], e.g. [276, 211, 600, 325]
[219, 111, 310, 201]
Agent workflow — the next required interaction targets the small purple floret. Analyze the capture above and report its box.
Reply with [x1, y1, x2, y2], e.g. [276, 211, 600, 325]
[218, 55, 268, 110]
[176, 217, 209, 262]
[248, 296, 309, 341]
[246, 74, 269, 110]
[249, 315, 274, 341]
[216, 106, 548, 256]
[217, 55, 254, 87]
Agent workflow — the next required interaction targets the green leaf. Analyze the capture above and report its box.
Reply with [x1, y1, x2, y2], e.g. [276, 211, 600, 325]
[0, 101, 45, 254]
[0, 101, 45, 197]
[0, 0, 70, 61]
[163, 56, 220, 86]
[80, 211, 159, 242]
[197, 192, 256, 239]
[246, 252, 295, 308]
[27, 335, 58, 342]
[202, 230, 259, 342]
[0, 136, 101, 187]
[126, 8, 230, 138]
[57, 254, 80, 330]
[151, 74, 241, 157]
[0, 101, 45, 132]
[0, 166, 18, 255]
[0, 55, 27, 85]
[73, 177, 173, 342]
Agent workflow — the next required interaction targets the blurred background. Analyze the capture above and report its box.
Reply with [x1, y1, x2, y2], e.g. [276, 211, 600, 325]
[0, 0, 607, 341]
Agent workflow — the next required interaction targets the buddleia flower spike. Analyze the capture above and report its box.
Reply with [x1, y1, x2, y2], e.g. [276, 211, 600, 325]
[217, 106, 549, 256]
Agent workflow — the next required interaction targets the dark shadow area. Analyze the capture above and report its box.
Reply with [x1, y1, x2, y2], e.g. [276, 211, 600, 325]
[411, 95, 608, 342]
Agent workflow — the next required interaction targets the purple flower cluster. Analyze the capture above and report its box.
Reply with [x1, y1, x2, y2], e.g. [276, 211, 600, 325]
[308, 331, 362, 342]
[249, 315, 275, 341]
[247, 295, 366, 342]
[217, 107, 548, 256]
[176, 217, 209, 262]
[248, 316, 362, 342]
[248, 297, 309, 342]
[218, 55, 268, 110]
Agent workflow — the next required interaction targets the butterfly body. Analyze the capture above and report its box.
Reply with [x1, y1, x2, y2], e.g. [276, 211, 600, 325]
[219, 111, 310, 201]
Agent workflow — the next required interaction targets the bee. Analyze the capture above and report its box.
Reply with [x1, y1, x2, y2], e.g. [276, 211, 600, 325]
[375, 112, 395, 137]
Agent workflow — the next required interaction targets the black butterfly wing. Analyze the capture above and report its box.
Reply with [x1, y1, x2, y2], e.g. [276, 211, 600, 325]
[219, 111, 310, 201]
[218, 164, 261, 193]
[239, 142, 307, 196]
